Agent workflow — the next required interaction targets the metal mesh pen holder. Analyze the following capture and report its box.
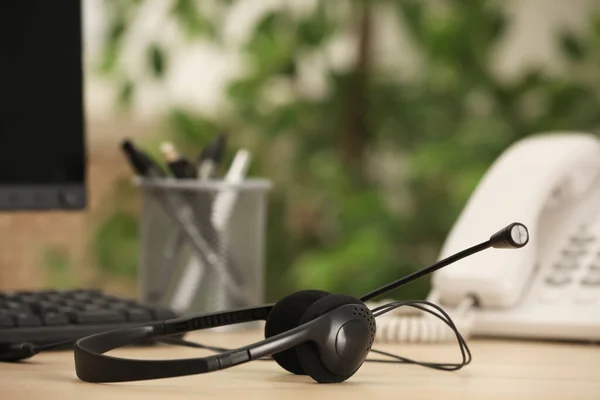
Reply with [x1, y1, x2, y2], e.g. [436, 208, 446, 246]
[136, 178, 271, 329]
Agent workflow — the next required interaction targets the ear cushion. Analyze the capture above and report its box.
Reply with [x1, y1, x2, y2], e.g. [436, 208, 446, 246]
[296, 294, 365, 383]
[264, 290, 329, 375]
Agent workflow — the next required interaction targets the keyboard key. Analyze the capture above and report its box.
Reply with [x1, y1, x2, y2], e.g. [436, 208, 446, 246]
[82, 303, 105, 311]
[74, 310, 127, 324]
[0, 313, 14, 327]
[3, 301, 30, 313]
[20, 294, 41, 303]
[125, 309, 152, 322]
[106, 301, 129, 309]
[30, 300, 59, 314]
[73, 289, 102, 297]
[72, 292, 92, 300]
[62, 299, 83, 307]
[150, 308, 178, 320]
[14, 313, 42, 327]
[43, 312, 69, 326]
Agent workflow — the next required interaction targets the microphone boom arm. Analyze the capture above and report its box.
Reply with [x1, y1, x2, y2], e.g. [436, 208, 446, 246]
[360, 241, 491, 302]
[359, 222, 529, 302]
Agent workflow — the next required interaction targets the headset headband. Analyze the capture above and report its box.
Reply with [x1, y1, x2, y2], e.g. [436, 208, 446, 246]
[74, 304, 272, 382]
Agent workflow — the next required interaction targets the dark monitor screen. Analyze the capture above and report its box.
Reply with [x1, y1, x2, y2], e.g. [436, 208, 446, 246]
[0, 0, 86, 210]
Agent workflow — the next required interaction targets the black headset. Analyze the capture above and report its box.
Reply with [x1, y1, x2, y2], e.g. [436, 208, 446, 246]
[73, 223, 529, 384]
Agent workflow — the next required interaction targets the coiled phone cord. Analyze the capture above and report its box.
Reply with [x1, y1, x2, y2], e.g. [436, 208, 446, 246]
[366, 292, 476, 343]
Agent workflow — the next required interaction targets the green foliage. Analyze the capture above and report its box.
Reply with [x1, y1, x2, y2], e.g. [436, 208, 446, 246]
[42, 246, 75, 289]
[90, 0, 600, 301]
[171, 0, 218, 39]
[167, 108, 221, 149]
[92, 210, 140, 279]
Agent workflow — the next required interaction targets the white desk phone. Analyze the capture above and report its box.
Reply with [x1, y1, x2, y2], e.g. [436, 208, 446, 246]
[373, 131, 600, 343]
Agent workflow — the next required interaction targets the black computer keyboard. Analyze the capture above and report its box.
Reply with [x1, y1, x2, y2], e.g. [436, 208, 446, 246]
[0, 288, 178, 347]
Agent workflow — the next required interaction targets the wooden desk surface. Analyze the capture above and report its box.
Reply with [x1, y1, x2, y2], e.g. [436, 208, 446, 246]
[1, 329, 599, 400]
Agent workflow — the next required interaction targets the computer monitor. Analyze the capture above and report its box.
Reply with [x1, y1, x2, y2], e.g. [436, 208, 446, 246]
[0, 0, 86, 211]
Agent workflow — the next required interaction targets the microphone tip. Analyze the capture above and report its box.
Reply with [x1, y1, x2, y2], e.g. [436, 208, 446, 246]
[490, 222, 529, 249]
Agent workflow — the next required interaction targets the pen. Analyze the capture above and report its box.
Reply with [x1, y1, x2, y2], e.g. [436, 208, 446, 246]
[197, 132, 227, 179]
[211, 149, 251, 231]
[121, 139, 167, 178]
[160, 142, 198, 179]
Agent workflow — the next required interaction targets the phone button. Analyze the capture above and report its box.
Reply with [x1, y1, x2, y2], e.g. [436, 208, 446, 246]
[589, 263, 600, 271]
[581, 275, 600, 286]
[571, 235, 595, 244]
[561, 248, 587, 258]
[553, 262, 579, 270]
[545, 275, 572, 286]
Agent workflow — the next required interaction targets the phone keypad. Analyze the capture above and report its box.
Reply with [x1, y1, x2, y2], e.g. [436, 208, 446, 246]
[545, 239, 586, 285]
[536, 218, 600, 309]
[541, 228, 599, 295]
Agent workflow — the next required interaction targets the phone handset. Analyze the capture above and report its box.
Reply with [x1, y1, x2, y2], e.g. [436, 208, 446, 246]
[432, 132, 600, 309]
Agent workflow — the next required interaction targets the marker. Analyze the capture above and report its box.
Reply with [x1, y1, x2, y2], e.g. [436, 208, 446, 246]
[160, 142, 197, 179]
[121, 139, 166, 177]
[197, 132, 227, 179]
[212, 149, 251, 231]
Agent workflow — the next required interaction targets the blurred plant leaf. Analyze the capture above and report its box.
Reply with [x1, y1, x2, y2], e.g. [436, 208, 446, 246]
[297, 3, 333, 48]
[100, 18, 126, 74]
[148, 44, 167, 77]
[167, 108, 220, 148]
[394, 0, 425, 44]
[245, 12, 295, 77]
[559, 31, 588, 61]
[287, 227, 391, 295]
[117, 79, 135, 109]
[227, 75, 265, 104]
[593, 14, 600, 38]
[171, 0, 217, 39]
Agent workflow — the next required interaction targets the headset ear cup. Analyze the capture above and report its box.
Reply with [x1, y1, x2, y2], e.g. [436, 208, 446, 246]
[296, 294, 366, 383]
[264, 290, 329, 375]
